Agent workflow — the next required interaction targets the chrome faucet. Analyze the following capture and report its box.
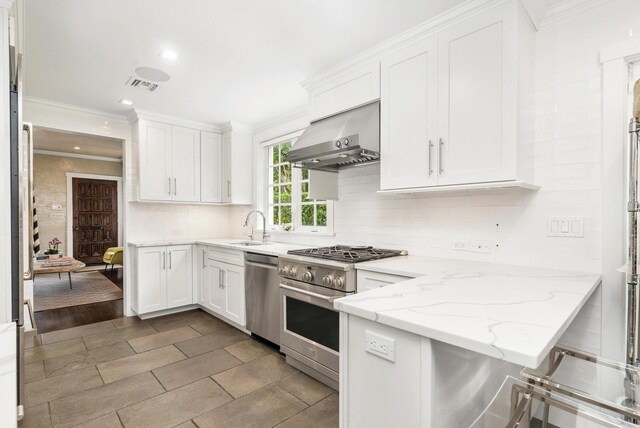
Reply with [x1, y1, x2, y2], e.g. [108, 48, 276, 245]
[243, 210, 270, 242]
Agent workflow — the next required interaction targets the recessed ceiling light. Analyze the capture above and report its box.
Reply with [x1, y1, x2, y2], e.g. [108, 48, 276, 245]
[73, 146, 81, 150]
[159, 49, 178, 61]
[119, 99, 133, 106]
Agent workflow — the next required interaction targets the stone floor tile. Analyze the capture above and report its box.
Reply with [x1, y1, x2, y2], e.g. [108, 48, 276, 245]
[44, 341, 135, 377]
[275, 393, 339, 428]
[97, 345, 186, 383]
[24, 361, 46, 383]
[153, 349, 242, 390]
[193, 384, 307, 428]
[224, 339, 275, 363]
[73, 412, 123, 428]
[175, 328, 248, 357]
[41, 320, 115, 345]
[128, 326, 201, 353]
[25, 338, 86, 364]
[212, 354, 298, 398]
[49, 372, 164, 428]
[147, 310, 212, 332]
[111, 316, 148, 329]
[24, 334, 43, 349]
[19, 403, 51, 428]
[276, 371, 334, 405]
[117, 378, 232, 428]
[189, 316, 231, 335]
[82, 324, 157, 349]
[173, 421, 197, 428]
[25, 366, 103, 407]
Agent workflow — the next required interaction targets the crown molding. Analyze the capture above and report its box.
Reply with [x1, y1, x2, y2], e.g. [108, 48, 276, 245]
[301, 0, 519, 89]
[220, 121, 254, 134]
[520, 0, 546, 29]
[129, 109, 223, 133]
[541, 0, 615, 26]
[23, 96, 129, 123]
[0, 0, 15, 10]
[34, 150, 122, 163]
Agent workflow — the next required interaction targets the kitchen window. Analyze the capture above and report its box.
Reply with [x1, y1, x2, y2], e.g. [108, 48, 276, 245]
[265, 137, 333, 233]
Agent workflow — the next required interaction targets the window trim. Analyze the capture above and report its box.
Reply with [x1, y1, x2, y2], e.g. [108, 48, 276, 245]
[262, 135, 334, 235]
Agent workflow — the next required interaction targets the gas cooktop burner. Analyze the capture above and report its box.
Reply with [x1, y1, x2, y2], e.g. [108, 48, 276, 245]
[287, 245, 407, 263]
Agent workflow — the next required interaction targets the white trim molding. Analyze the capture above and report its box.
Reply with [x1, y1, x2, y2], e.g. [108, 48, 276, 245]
[542, 0, 616, 27]
[129, 109, 223, 133]
[65, 173, 124, 259]
[34, 149, 122, 163]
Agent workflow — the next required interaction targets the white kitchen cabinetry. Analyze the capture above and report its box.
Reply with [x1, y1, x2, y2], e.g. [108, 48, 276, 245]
[356, 270, 414, 293]
[200, 131, 223, 203]
[305, 62, 380, 122]
[221, 124, 253, 205]
[198, 247, 246, 326]
[379, 2, 536, 192]
[136, 118, 201, 202]
[131, 244, 193, 315]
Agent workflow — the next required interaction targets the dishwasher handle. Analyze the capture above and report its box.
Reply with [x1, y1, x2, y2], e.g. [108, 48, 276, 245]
[245, 260, 278, 271]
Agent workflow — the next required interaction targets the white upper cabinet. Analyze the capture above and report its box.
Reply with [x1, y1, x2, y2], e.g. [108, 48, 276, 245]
[437, 5, 517, 185]
[221, 124, 253, 205]
[171, 126, 201, 202]
[138, 120, 173, 201]
[200, 131, 223, 203]
[377, 1, 536, 192]
[380, 36, 438, 190]
[305, 62, 381, 122]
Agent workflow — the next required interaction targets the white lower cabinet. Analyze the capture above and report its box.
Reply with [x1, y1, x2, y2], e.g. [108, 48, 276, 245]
[356, 270, 414, 293]
[197, 247, 246, 327]
[133, 245, 193, 315]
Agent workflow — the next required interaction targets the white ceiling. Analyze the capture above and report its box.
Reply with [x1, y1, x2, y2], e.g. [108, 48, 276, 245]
[24, 0, 467, 126]
[34, 128, 123, 158]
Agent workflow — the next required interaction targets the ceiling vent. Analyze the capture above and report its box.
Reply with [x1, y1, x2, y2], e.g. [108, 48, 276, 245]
[126, 76, 159, 92]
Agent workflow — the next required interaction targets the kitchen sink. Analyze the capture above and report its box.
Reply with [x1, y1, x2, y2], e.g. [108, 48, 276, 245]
[228, 240, 269, 246]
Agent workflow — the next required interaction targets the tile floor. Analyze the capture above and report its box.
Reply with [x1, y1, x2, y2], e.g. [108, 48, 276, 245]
[19, 309, 339, 428]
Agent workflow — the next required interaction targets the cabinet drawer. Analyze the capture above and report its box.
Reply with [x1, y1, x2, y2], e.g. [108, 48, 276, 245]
[207, 246, 245, 267]
[357, 270, 413, 293]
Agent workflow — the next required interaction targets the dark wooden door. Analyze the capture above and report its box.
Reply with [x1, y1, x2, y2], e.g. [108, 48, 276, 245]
[73, 178, 118, 264]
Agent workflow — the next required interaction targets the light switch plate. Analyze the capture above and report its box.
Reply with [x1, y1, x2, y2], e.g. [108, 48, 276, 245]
[365, 330, 396, 362]
[547, 216, 584, 238]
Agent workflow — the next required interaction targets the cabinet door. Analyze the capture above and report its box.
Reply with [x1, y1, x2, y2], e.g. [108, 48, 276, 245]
[380, 36, 438, 190]
[223, 263, 245, 326]
[221, 132, 232, 203]
[356, 270, 413, 293]
[139, 121, 172, 201]
[207, 259, 225, 315]
[166, 245, 193, 308]
[136, 246, 167, 313]
[171, 126, 201, 202]
[200, 131, 222, 202]
[195, 247, 209, 307]
[437, 6, 517, 185]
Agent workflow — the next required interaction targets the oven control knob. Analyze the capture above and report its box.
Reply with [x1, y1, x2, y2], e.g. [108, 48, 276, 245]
[332, 277, 344, 289]
[322, 275, 333, 287]
[303, 271, 314, 282]
[279, 266, 289, 276]
[287, 267, 297, 277]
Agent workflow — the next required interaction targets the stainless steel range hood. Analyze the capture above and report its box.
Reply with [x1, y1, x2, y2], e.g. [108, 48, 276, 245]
[288, 102, 379, 172]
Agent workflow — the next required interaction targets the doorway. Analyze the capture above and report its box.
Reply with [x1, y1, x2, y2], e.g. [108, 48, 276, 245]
[72, 177, 118, 265]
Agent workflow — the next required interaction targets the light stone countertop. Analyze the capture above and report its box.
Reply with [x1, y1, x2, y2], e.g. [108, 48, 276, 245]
[127, 237, 309, 257]
[337, 255, 601, 368]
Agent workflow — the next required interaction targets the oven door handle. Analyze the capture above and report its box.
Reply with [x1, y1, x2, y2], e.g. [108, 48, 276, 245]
[279, 284, 341, 303]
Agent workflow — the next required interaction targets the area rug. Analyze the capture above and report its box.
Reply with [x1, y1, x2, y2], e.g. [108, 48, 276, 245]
[34, 271, 123, 312]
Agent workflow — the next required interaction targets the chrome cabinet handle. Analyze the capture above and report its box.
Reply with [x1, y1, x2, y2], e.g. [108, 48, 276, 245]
[169, 251, 172, 269]
[221, 271, 226, 288]
[168, 177, 171, 195]
[163, 251, 166, 270]
[439, 138, 444, 174]
[219, 270, 222, 288]
[174, 178, 177, 195]
[227, 180, 231, 197]
[23, 122, 34, 280]
[202, 250, 206, 268]
[428, 140, 434, 175]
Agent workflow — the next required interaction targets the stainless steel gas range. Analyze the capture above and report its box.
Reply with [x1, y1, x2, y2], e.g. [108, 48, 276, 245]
[278, 246, 407, 389]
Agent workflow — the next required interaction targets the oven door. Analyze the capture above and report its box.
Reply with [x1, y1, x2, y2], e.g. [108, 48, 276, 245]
[279, 279, 346, 374]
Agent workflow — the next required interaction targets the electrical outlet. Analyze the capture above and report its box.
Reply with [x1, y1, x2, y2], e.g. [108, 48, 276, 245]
[365, 330, 396, 362]
[469, 240, 491, 253]
[452, 240, 468, 251]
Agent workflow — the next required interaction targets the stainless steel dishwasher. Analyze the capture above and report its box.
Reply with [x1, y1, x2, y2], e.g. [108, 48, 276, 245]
[244, 252, 281, 345]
